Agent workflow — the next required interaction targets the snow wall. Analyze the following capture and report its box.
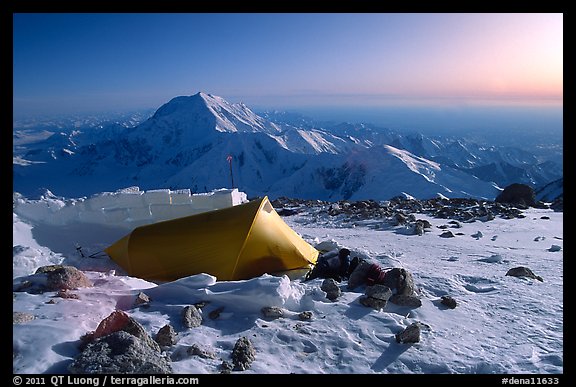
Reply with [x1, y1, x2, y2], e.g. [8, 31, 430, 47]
[14, 187, 248, 230]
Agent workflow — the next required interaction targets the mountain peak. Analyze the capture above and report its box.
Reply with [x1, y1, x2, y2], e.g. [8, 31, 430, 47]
[151, 92, 280, 136]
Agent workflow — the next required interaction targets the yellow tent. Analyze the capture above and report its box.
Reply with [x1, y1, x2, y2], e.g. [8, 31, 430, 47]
[105, 196, 319, 281]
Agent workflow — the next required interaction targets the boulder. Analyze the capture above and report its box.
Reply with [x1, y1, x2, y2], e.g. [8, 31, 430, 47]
[68, 331, 173, 374]
[395, 323, 421, 344]
[88, 310, 160, 352]
[440, 295, 457, 309]
[321, 278, 341, 301]
[381, 268, 415, 296]
[495, 183, 536, 207]
[155, 325, 177, 347]
[42, 265, 93, 291]
[182, 305, 203, 328]
[232, 336, 256, 371]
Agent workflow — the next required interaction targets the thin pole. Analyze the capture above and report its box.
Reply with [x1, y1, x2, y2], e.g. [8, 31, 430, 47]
[227, 155, 235, 188]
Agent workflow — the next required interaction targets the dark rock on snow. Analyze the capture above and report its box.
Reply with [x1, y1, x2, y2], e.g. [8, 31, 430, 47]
[396, 323, 421, 344]
[389, 294, 422, 308]
[440, 295, 457, 309]
[261, 306, 285, 319]
[182, 305, 203, 328]
[298, 311, 313, 321]
[134, 292, 151, 307]
[506, 267, 543, 282]
[321, 278, 341, 301]
[155, 324, 178, 347]
[232, 336, 256, 371]
[69, 331, 173, 374]
[360, 284, 392, 309]
[495, 183, 537, 207]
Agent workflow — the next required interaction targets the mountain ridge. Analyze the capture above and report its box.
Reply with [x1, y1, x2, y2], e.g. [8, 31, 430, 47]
[13, 92, 562, 201]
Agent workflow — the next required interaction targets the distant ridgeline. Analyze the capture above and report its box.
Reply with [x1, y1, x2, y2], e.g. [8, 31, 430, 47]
[13, 187, 248, 229]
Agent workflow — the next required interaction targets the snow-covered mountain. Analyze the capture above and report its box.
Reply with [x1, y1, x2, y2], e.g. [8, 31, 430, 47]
[13, 92, 562, 201]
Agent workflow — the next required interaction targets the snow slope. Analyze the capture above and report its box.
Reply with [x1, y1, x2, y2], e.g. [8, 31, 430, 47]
[13, 190, 563, 374]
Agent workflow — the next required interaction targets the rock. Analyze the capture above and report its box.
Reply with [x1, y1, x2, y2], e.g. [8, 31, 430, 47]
[187, 343, 216, 359]
[232, 337, 256, 371]
[220, 361, 234, 374]
[209, 306, 225, 320]
[440, 230, 455, 238]
[134, 292, 151, 307]
[321, 278, 341, 301]
[155, 325, 177, 347]
[56, 289, 80, 299]
[506, 267, 543, 282]
[448, 220, 462, 228]
[13, 312, 35, 324]
[395, 323, 421, 344]
[365, 284, 392, 300]
[68, 331, 173, 374]
[495, 183, 537, 207]
[548, 245, 562, 252]
[298, 311, 313, 321]
[471, 231, 483, 239]
[393, 213, 407, 226]
[359, 296, 387, 309]
[413, 221, 425, 236]
[440, 295, 457, 309]
[261, 306, 284, 319]
[89, 310, 161, 352]
[182, 305, 203, 328]
[43, 265, 93, 291]
[389, 294, 422, 308]
[381, 268, 415, 296]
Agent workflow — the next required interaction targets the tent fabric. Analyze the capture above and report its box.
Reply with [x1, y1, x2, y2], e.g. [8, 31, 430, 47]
[105, 196, 319, 281]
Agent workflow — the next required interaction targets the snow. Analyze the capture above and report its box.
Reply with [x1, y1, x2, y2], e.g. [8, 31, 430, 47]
[12, 189, 563, 374]
[13, 187, 247, 230]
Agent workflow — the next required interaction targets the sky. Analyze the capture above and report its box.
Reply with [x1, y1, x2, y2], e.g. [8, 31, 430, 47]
[13, 13, 563, 120]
